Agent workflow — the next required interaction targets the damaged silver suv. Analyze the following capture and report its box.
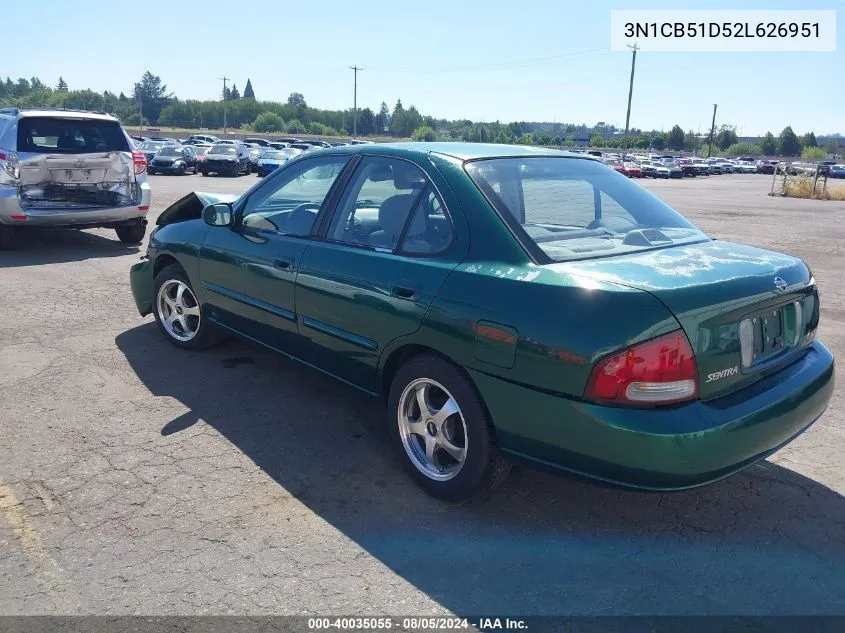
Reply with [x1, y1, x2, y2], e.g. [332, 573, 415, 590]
[0, 108, 152, 249]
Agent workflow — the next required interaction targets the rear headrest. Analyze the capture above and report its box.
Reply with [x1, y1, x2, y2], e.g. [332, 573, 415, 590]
[378, 195, 415, 238]
[57, 135, 77, 150]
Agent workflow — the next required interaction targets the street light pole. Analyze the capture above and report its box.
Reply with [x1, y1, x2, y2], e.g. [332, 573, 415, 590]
[218, 76, 230, 135]
[350, 66, 362, 137]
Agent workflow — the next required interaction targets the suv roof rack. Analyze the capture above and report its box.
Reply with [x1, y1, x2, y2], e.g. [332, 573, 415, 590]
[0, 107, 111, 116]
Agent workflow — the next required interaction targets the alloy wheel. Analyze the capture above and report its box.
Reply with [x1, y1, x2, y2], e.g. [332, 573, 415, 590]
[156, 280, 201, 342]
[397, 378, 468, 481]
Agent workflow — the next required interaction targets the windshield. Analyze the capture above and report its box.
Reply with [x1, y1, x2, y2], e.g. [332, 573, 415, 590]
[140, 142, 164, 150]
[465, 157, 709, 263]
[209, 145, 237, 155]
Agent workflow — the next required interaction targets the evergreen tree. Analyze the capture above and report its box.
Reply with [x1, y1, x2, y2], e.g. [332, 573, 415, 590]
[243, 79, 255, 99]
[230, 84, 240, 100]
[56, 76, 68, 92]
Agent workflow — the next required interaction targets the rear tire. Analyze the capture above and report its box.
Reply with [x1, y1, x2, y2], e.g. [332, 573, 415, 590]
[201, 169, 209, 176]
[115, 219, 146, 244]
[388, 354, 511, 502]
[0, 224, 16, 250]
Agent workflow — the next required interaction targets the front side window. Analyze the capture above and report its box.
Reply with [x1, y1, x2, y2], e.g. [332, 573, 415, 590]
[241, 156, 349, 236]
[327, 157, 448, 253]
[466, 157, 708, 262]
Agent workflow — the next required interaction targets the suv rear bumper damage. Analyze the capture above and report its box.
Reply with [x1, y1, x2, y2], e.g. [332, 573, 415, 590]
[0, 181, 151, 227]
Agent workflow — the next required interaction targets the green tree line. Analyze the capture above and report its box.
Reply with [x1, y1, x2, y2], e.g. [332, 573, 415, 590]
[0, 72, 838, 156]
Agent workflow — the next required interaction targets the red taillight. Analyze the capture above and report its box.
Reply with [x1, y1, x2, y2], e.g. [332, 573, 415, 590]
[584, 330, 698, 406]
[132, 150, 147, 175]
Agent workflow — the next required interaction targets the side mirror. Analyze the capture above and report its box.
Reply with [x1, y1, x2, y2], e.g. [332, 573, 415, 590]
[202, 203, 233, 227]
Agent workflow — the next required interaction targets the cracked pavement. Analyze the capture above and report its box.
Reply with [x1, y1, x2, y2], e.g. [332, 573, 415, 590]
[0, 174, 843, 615]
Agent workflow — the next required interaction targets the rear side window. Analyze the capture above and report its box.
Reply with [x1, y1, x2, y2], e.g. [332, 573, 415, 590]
[17, 117, 130, 154]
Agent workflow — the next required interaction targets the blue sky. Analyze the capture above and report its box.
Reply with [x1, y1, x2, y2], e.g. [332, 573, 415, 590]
[4, 0, 843, 134]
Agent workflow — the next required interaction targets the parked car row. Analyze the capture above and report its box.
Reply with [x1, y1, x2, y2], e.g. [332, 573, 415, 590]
[130, 135, 364, 178]
[598, 151, 842, 179]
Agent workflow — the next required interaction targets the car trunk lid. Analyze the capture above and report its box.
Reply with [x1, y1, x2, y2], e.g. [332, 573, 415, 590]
[18, 151, 138, 209]
[552, 240, 818, 400]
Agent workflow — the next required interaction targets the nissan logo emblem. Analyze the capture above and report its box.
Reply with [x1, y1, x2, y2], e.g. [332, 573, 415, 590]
[773, 277, 788, 292]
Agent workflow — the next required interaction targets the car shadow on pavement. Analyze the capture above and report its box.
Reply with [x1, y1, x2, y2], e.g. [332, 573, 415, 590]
[116, 324, 845, 616]
[0, 227, 139, 267]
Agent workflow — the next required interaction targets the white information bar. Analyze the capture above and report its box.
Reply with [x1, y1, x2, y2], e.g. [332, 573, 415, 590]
[610, 10, 836, 51]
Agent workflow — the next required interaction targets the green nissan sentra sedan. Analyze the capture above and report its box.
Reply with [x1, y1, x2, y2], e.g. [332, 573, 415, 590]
[129, 143, 834, 501]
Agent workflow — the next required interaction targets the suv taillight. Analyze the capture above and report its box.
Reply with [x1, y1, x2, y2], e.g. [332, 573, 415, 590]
[0, 150, 20, 180]
[132, 149, 147, 175]
[584, 331, 698, 406]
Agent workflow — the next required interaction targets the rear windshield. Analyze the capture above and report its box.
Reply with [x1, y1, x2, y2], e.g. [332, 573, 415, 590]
[209, 145, 237, 155]
[158, 147, 182, 156]
[465, 157, 709, 263]
[17, 117, 130, 154]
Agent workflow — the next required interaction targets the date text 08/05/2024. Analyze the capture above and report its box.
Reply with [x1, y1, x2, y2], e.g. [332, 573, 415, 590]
[307, 617, 528, 630]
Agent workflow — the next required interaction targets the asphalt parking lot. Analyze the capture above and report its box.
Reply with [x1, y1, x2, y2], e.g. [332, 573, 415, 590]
[1, 172, 843, 616]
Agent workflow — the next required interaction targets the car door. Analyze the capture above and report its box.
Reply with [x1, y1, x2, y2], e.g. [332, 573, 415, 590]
[198, 155, 351, 352]
[294, 156, 466, 393]
[183, 146, 196, 170]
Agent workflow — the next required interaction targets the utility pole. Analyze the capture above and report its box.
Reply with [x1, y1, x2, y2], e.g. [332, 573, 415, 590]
[218, 76, 230, 135]
[707, 103, 718, 158]
[622, 43, 639, 151]
[350, 66, 362, 138]
[138, 92, 143, 131]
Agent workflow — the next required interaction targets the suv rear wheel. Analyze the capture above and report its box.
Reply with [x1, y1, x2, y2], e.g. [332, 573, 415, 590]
[0, 225, 15, 250]
[115, 219, 146, 244]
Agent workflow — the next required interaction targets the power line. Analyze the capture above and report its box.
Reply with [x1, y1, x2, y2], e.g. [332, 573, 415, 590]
[350, 66, 362, 137]
[366, 46, 610, 74]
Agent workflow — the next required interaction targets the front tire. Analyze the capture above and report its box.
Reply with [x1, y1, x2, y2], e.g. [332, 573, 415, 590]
[152, 264, 219, 350]
[388, 354, 511, 502]
[115, 219, 146, 244]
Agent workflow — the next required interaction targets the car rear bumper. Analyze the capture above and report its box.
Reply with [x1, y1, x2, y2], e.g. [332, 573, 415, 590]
[0, 181, 151, 227]
[470, 341, 834, 490]
[203, 161, 238, 172]
[130, 258, 154, 316]
[148, 164, 188, 173]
